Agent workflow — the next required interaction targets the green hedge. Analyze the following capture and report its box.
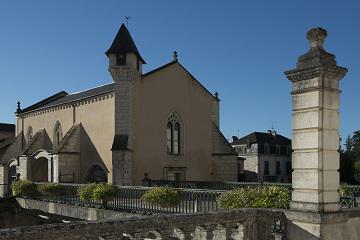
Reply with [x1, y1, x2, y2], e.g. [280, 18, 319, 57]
[11, 180, 39, 197]
[142, 187, 180, 208]
[38, 183, 64, 197]
[217, 186, 290, 209]
[78, 183, 118, 202]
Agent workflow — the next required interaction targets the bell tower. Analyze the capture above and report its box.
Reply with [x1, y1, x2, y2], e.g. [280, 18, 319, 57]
[106, 23, 145, 185]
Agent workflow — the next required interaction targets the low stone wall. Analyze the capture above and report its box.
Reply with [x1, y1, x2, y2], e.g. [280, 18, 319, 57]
[0, 208, 286, 240]
[16, 198, 139, 221]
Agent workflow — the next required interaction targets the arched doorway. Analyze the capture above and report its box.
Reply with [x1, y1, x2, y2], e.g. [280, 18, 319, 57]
[31, 157, 48, 182]
[87, 165, 107, 183]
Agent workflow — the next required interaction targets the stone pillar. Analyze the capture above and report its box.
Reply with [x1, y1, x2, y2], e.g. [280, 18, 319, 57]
[109, 62, 139, 185]
[0, 165, 9, 197]
[18, 155, 31, 180]
[285, 27, 347, 213]
[285, 28, 350, 240]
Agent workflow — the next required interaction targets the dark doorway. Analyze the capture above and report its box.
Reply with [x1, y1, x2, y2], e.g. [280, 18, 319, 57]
[87, 165, 107, 183]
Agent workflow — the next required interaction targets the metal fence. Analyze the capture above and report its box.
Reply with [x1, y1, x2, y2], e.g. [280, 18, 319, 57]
[32, 183, 223, 214]
[17, 182, 360, 213]
[150, 180, 293, 191]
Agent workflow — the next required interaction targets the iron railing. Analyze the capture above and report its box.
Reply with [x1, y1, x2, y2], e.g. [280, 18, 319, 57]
[22, 182, 360, 212]
[32, 183, 223, 214]
[150, 179, 293, 190]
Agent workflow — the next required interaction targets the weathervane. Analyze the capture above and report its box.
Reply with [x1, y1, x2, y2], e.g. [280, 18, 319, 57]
[125, 16, 131, 28]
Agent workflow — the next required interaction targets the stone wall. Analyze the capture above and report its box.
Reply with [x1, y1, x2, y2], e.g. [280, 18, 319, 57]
[0, 208, 286, 240]
[16, 198, 137, 221]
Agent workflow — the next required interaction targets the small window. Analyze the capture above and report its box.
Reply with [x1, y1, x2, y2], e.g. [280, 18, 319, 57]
[276, 145, 281, 155]
[264, 143, 270, 154]
[276, 161, 281, 175]
[264, 161, 269, 175]
[116, 54, 126, 65]
[286, 161, 292, 175]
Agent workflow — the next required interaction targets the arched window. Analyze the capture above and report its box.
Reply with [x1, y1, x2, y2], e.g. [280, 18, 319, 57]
[167, 112, 182, 155]
[26, 126, 33, 143]
[173, 123, 180, 154]
[167, 122, 173, 154]
[53, 121, 63, 148]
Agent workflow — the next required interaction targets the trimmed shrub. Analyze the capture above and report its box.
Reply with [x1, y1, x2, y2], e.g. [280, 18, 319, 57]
[340, 185, 351, 196]
[38, 183, 64, 197]
[143, 187, 180, 208]
[11, 180, 39, 197]
[218, 186, 290, 209]
[92, 183, 118, 202]
[78, 183, 97, 202]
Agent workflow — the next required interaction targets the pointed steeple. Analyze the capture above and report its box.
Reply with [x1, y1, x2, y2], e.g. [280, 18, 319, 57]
[105, 24, 146, 64]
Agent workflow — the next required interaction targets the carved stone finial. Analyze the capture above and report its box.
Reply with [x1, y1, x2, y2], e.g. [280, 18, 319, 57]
[16, 101, 21, 114]
[306, 27, 327, 49]
[173, 51, 178, 62]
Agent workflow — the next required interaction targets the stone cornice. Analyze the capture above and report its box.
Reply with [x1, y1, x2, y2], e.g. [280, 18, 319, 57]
[285, 66, 347, 82]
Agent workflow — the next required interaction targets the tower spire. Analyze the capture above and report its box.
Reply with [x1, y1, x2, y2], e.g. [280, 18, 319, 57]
[105, 23, 145, 64]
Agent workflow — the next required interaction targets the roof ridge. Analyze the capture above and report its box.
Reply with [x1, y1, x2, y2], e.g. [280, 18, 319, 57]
[69, 82, 114, 96]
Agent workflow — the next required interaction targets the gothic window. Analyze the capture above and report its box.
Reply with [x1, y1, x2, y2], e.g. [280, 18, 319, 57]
[53, 121, 63, 148]
[26, 126, 33, 143]
[167, 122, 173, 154]
[167, 112, 182, 155]
[173, 123, 180, 154]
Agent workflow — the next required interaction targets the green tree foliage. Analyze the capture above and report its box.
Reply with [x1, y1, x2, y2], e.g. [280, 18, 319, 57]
[340, 131, 360, 184]
[217, 186, 290, 209]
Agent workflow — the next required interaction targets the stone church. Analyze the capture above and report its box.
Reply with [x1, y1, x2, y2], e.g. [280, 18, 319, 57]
[0, 24, 236, 189]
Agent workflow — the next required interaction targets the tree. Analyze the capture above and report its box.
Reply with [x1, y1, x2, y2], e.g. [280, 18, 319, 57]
[339, 131, 360, 184]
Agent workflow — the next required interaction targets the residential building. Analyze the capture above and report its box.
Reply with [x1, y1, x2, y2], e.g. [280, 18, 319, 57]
[231, 130, 292, 182]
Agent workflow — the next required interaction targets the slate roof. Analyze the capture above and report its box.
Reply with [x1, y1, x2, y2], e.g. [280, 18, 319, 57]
[0, 123, 15, 132]
[105, 23, 146, 64]
[19, 91, 68, 114]
[20, 83, 115, 114]
[231, 132, 291, 146]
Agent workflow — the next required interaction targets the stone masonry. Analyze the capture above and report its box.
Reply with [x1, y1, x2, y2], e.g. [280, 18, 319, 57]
[285, 27, 347, 213]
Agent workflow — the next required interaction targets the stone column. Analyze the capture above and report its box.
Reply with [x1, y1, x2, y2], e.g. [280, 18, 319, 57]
[285, 27, 347, 213]
[285, 28, 351, 240]
[109, 64, 139, 185]
[18, 156, 31, 180]
[0, 165, 9, 197]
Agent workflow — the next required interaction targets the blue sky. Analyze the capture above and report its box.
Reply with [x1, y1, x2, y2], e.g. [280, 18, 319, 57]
[0, 1, 359, 142]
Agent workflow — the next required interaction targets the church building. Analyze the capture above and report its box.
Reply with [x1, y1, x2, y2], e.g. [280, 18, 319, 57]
[0, 24, 236, 190]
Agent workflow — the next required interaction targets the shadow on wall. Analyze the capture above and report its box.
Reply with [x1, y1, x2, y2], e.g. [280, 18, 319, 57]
[80, 125, 109, 183]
